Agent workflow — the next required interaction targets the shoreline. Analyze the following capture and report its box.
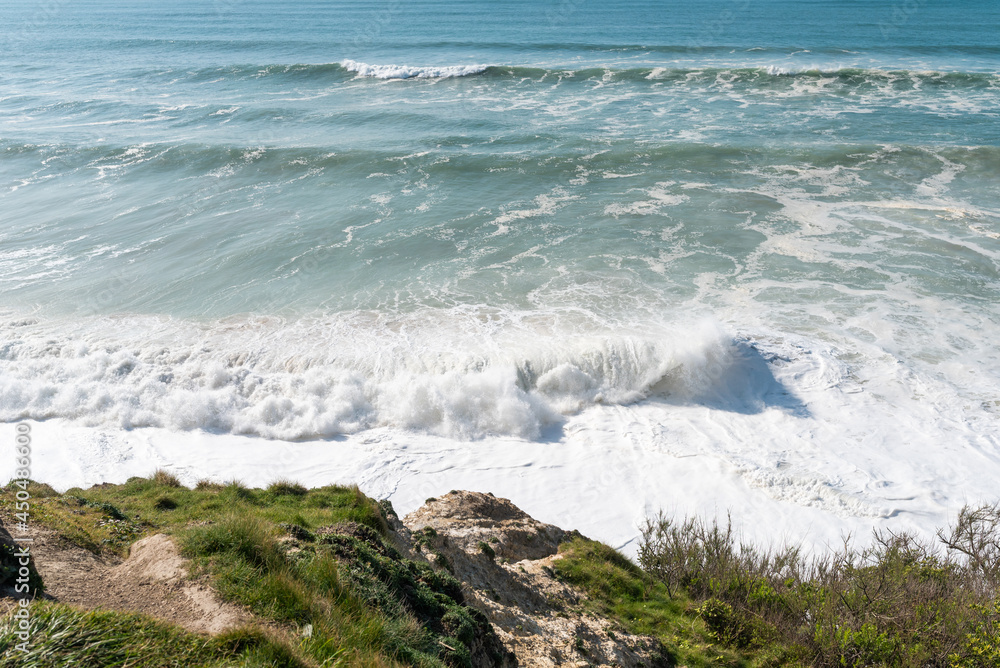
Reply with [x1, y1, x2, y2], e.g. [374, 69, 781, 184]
[2, 419, 978, 560]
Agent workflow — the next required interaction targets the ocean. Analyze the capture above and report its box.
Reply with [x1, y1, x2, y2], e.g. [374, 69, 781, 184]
[2, 0, 999, 551]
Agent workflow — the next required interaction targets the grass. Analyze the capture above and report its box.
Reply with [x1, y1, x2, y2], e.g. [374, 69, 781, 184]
[0, 476, 507, 668]
[5, 474, 996, 668]
[554, 504, 1000, 668]
[554, 537, 757, 668]
[0, 602, 305, 668]
[0, 477, 387, 558]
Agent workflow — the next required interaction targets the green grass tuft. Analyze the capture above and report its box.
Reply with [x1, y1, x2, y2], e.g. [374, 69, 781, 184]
[267, 480, 308, 497]
[152, 469, 183, 488]
[184, 513, 285, 569]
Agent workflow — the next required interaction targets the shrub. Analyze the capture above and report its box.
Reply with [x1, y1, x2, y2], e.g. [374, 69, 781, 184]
[938, 502, 1000, 591]
[638, 511, 804, 602]
[953, 600, 1000, 668]
[637, 504, 1000, 667]
[92, 501, 129, 521]
[698, 599, 747, 648]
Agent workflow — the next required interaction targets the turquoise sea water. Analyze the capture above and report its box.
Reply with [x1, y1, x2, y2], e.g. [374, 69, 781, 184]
[1, 1, 998, 453]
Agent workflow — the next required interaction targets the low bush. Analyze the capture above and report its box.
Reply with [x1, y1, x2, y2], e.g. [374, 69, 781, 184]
[636, 503, 1000, 668]
[268, 480, 308, 497]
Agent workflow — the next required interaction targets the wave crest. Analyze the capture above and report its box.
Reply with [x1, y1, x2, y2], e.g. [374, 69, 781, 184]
[341, 59, 489, 79]
[0, 314, 798, 440]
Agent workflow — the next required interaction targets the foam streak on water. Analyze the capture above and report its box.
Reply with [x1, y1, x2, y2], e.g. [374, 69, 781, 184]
[1, 0, 999, 553]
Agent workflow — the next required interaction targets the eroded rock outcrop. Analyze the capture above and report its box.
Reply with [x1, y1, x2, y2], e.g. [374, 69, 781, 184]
[401, 491, 670, 668]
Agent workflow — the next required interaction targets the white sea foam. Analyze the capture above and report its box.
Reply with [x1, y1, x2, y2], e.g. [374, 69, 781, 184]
[604, 183, 689, 216]
[0, 312, 774, 441]
[4, 21, 1000, 562]
[341, 59, 488, 80]
[4, 312, 998, 558]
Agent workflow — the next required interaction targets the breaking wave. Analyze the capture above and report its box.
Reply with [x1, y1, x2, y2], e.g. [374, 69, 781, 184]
[105, 61, 1000, 88]
[340, 59, 489, 79]
[0, 313, 798, 440]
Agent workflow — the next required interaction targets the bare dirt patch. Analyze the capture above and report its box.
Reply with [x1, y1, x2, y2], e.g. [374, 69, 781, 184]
[1, 514, 251, 634]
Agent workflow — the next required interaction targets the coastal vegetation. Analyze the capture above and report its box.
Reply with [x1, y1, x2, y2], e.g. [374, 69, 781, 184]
[1, 476, 998, 667]
[0, 476, 507, 667]
[556, 507, 1000, 668]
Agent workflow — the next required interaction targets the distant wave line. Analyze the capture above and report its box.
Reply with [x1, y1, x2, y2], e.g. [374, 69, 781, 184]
[173, 61, 1000, 87]
[3, 138, 999, 167]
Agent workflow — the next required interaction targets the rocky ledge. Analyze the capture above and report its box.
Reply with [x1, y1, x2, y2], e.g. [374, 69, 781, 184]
[395, 491, 667, 667]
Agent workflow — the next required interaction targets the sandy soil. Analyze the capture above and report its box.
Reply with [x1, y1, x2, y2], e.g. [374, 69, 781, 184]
[0, 514, 251, 634]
